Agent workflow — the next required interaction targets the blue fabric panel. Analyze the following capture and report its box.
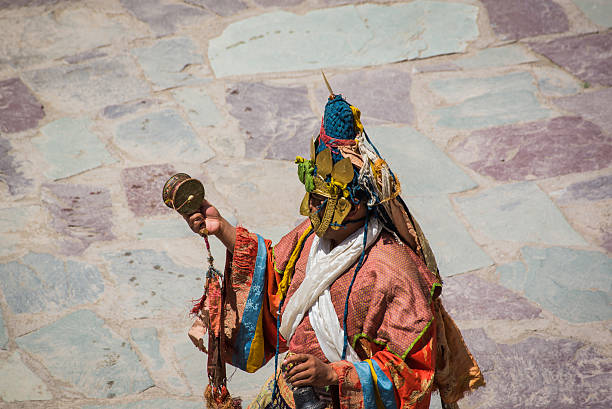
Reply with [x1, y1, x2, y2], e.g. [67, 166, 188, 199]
[354, 361, 378, 409]
[371, 359, 398, 409]
[232, 234, 267, 370]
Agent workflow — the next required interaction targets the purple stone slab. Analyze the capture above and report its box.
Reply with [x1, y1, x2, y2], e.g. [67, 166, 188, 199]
[482, 0, 569, 41]
[314, 69, 414, 124]
[0, 137, 32, 195]
[554, 87, 612, 135]
[120, 0, 208, 36]
[0, 78, 44, 133]
[226, 82, 317, 160]
[554, 174, 612, 204]
[0, 0, 71, 8]
[42, 183, 114, 255]
[451, 116, 612, 182]
[121, 164, 176, 217]
[184, 0, 246, 16]
[462, 330, 612, 408]
[529, 32, 612, 87]
[254, 0, 302, 6]
[442, 274, 541, 321]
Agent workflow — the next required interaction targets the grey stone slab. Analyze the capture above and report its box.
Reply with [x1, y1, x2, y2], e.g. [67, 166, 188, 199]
[120, 0, 209, 36]
[42, 183, 114, 255]
[403, 195, 493, 277]
[173, 87, 221, 127]
[226, 82, 317, 160]
[0, 78, 44, 133]
[430, 72, 554, 129]
[132, 38, 208, 91]
[184, 0, 246, 17]
[371, 126, 476, 194]
[451, 116, 612, 182]
[0, 0, 72, 8]
[131, 327, 190, 394]
[83, 399, 203, 409]
[573, 0, 612, 28]
[120, 164, 177, 217]
[454, 44, 538, 70]
[314, 69, 414, 124]
[0, 7, 135, 68]
[481, 0, 569, 41]
[22, 56, 150, 112]
[0, 309, 7, 349]
[554, 88, 612, 135]
[529, 32, 612, 87]
[0, 252, 104, 314]
[209, 2, 478, 77]
[442, 274, 541, 321]
[102, 249, 204, 319]
[0, 206, 38, 257]
[138, 219, 193, 240]
[16, 310, 153, 399]
[498, 246, 612, 322]
[102, 99, 158, 119]
[64, 49, 108, 64]
[454, 182, 588, 246]
[35, 117, 116, 180]
[551, 174, 612, 204]
[461, 330, 612, 408]
[0, 136, 32, 195]
[115, 110, 214, 164]
[0, 351, 52, 402]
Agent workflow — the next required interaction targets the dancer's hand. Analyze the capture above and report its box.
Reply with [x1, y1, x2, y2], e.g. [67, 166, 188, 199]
[283, 353, 338, 387]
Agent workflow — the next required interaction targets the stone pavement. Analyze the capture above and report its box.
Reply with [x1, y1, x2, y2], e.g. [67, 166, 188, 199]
[0, 0, 610, 407]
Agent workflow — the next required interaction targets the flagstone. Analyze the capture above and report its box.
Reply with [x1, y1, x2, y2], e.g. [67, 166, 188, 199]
[103, 249, 203, 319]
[120, 0, 208, 36]
[314, 69, 414, 124]
[442, 274, 541, 321]
[172, 87, 221, 127]
[532, 66, 583, 97]
[461, 330, 612, 408]
[554, 88, 612, 135]
[0, 351, 52, 402]
[0, 252, 104, 314]
[132, 38, 208, 91]
[42, 183, 114, 255]
[102, 99, 159, 119]
[64, 49, 108, 64]
[454, 182, 587, 246]
[550, 174, 612, 204]
[0, 137, 32, 195]
[120, 164, 177, 217]
[35, 118, 116, 180]
[430, 72, 554, 129]
[226, 82, 317, 160]
[0, 309, 7, 349]
[115, 110, 215, 164]
[131, 327, 190, 394]
[529, 32, 612, 87]
[372, 126, 476, 195]
[184, 0, 246, 17]
[255, 0, 302, 6]
[573, 0, 612, 28]
[16, 310, 153, 399]
[0, 206, 38, 257]
[498, 246, 612, 323]
[138, 219, 193, 240]
[0, 78, 44, 133]
[451, 116, 612, 182]
[83, 399, 203, 409]
[0, 7, 136, 68]
[481, 0, 569, 41]
[454, 44, 538, 70]
[22, 56, 150, 112]
[209, 2, 478, 77]
[403, 195, 493, 277]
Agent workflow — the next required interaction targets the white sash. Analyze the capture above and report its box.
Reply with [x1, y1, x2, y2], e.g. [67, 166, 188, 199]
[280, 217, 381, 362]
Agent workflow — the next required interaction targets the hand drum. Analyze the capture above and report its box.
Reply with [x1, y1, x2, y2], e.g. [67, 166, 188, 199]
[162, 173, 205, 216]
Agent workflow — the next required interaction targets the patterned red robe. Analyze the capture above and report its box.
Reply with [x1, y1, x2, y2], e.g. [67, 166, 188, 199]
[204, 219, 441, 409]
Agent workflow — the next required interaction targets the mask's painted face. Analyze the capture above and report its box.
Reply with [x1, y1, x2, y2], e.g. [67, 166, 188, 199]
[296, 145, 354, 237]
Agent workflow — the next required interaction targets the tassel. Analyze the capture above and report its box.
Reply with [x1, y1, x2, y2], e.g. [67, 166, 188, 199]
[205, 384, 242, 409]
